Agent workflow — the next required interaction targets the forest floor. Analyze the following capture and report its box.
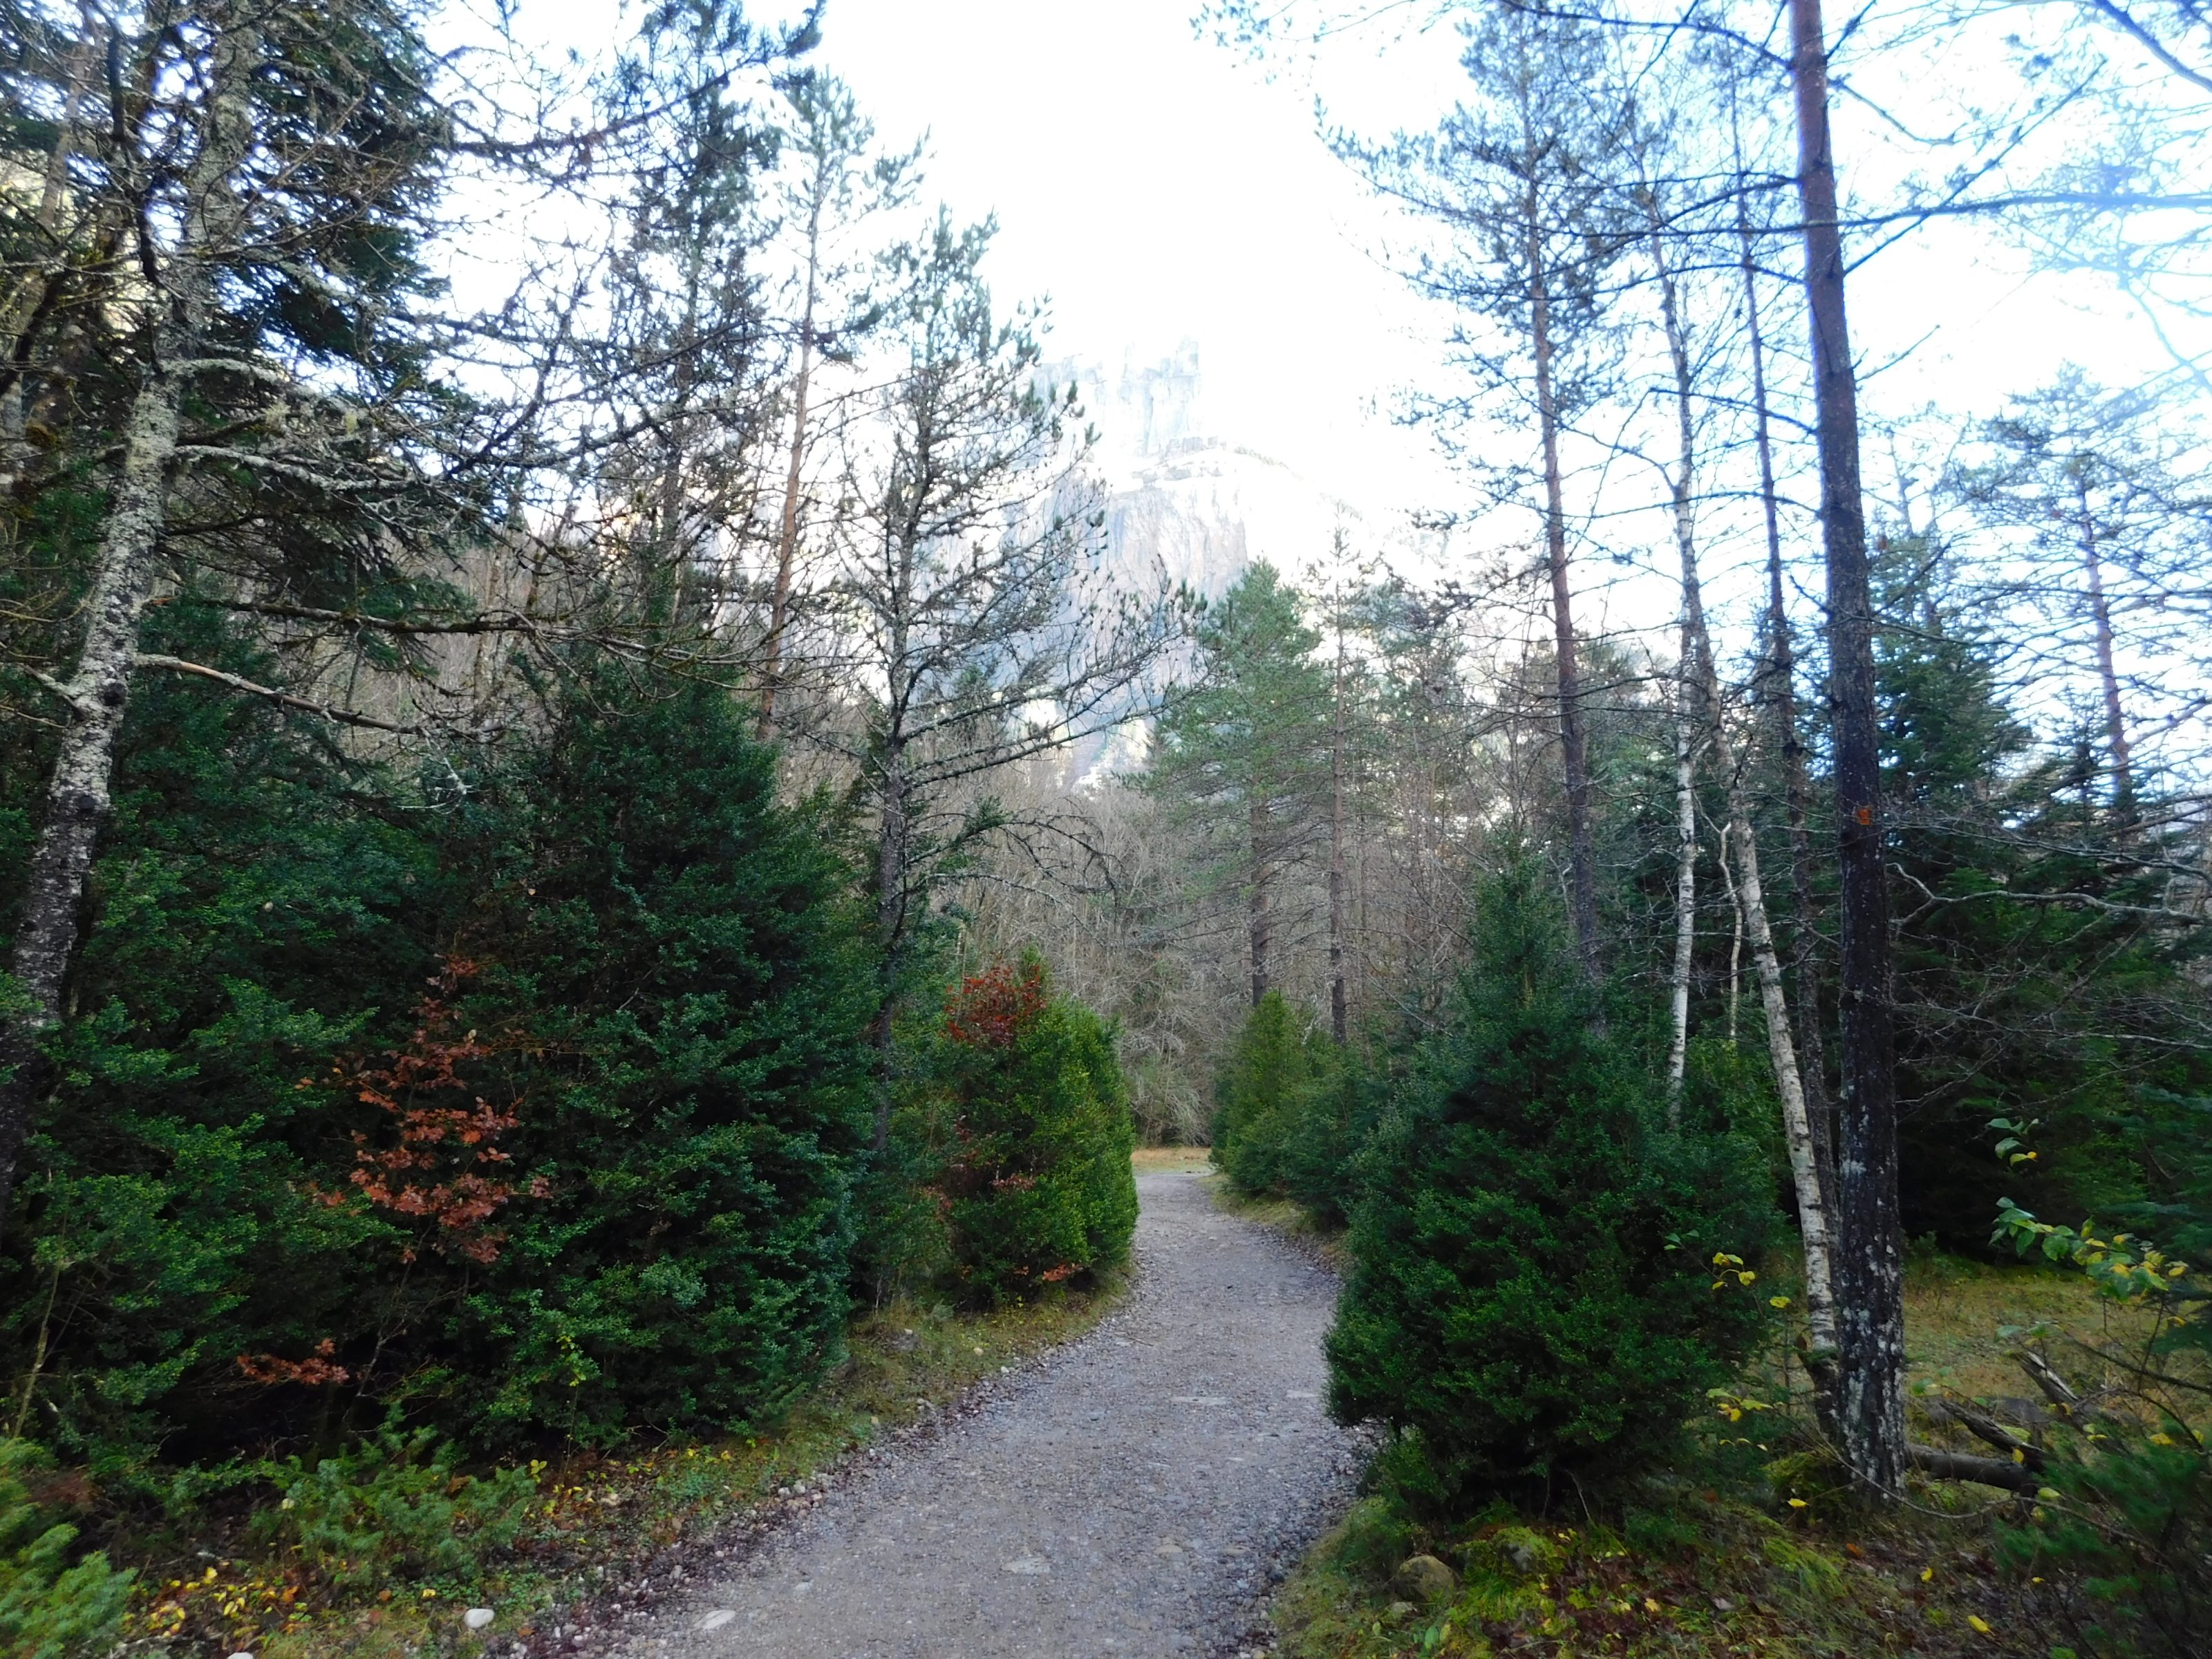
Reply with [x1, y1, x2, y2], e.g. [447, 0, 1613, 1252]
[140, 1247, 1130, 1656]
[131, 1164, 2149, 1659]
[1259, 1245, 2162, 1659]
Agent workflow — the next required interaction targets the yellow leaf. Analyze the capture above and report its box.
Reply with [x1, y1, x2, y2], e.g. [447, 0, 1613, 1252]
[2036, 1488, 2061, 1501]
[1921, 1568, 1934, 1582]
[1738, 1271, 1758, 1285]
[1968, 1615, 1991, 1634]
[1769, 1295, 1791, 1309]
[2012, 1447, 2026, 1463]
[1787, 1498, 1808, 1509]
[1644, 1597, 1662, 1613]
[2150, 1432, 2177, 1446]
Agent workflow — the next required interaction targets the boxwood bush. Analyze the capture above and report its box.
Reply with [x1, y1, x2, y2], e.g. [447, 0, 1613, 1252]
[935, 959, 1138, 1304]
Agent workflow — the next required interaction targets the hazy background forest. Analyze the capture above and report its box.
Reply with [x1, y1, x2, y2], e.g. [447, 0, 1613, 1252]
[0, 0, 2207, 1654]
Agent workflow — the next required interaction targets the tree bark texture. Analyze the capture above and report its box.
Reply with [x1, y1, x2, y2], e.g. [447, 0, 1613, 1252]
[0, 12, 258, 1227]
[1667, 650, 1698, 1114]
[1738, 212, 1840, 1217]
[758, 222, 821, 740]
[1788, 0, 1908, 1494]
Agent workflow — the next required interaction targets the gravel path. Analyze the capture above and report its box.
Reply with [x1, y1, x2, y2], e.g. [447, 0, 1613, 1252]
[613, 1171, 1365, 1659]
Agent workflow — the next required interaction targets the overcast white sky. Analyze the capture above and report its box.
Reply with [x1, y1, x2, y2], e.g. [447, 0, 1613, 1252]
[480, 0, 2203, 632]
[788, 1, 2191, 517]
[799, 0, 1454, 509]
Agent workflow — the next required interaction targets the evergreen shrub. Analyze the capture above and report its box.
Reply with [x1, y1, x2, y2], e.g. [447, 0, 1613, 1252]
[1213, 991, 1324, 1199]
[433, 673, 875, 1443]
[935, 959, 1138, 1304]
[1326, 859, 1774, 1503]
[0, 1441, 131, 1659]
[1282, 1048, 1382, 1227]
[246, 1425, 536, 1590]
[1, 657, 875, 1459]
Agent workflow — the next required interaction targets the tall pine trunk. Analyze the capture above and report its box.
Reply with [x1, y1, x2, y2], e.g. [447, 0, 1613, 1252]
[1526, 183, 1599, 982]
[0, 12, 257, 1226]
[1329, 619, 1349, 1044]
[2072, 475, 2135, 810]
[1249, 789, 1271, 1008]
[1788, 0, 1907, 1492]
[871, 742, 907, 1152]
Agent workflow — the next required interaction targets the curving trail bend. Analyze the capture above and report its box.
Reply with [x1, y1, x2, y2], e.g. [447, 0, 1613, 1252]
[612, 1171, 1365, 1659]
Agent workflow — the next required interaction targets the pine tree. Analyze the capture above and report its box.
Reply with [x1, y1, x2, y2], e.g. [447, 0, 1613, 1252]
[1958, 368, 2210, 818]
[1325, 857, 1772, 1499]
[1335, 3, 1636, 983]
[756, 71, 919, 735]
[1147, 562, 1333, 1008]
[814, 211, 1181, 1147]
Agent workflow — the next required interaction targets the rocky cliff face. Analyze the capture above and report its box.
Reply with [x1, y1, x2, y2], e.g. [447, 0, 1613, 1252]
[1038, 346, 1423, 788]
[1051, 344, 1399, 603]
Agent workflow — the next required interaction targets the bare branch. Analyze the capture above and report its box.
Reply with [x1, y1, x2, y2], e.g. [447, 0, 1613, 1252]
[133, 653, 442, 736]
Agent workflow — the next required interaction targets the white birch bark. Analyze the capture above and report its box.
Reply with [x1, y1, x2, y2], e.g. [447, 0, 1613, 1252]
[1647, 212, 1840, 1368]
[1666, 651, 1698, 1120]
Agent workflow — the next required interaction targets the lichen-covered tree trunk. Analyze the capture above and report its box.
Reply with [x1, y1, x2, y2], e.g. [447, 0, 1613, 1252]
[0, 12, 257, 1226]
[1737, 216, 1840, 1220]
[1667, 659, 1698, 1112]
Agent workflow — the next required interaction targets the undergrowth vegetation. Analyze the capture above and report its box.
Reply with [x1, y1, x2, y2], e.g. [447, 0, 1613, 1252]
[15, 1280, 1125, 1658]
[1213, 857, 2212, 1658]
[1267, 1244, 2206, 1659]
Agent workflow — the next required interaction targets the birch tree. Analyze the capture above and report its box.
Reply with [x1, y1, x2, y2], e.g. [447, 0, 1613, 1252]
[0, 0, 821, 1226]
[0, 0, 459, 1226]
[1625, 94, 1843, 1384]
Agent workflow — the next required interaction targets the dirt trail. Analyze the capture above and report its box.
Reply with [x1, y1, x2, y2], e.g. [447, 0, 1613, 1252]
[612, 1171, 1364, 1658]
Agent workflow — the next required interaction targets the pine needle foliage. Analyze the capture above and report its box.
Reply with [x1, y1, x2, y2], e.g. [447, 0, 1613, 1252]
[1325, 858, 1774, 1503]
